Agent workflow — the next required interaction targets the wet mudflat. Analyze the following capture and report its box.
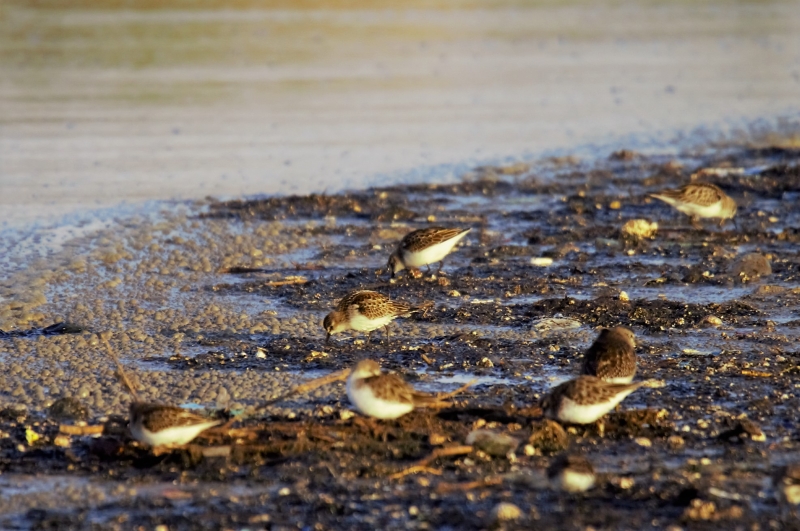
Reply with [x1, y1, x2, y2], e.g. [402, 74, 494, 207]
[1, 142, 800, 529]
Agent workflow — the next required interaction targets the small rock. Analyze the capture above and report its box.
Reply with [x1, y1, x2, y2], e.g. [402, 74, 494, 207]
[48, 397, 88, 422]
[490, 502, 522, 525]
[621, 219, 658, 240]
[466, 429, 520, 457]
[531, 317, 581, 332]
[717, 418, 766, 442]
[682, 499, 717, 521]
[667, 435, 685, 449]
[700, 315, 722, 327]
[528, 419, 568, 454]
[530, 257, 554, 267]
[731, 253, 772, 279]
[429, 433, 447, 446]
[751, 284, 786, 298]
[53, 435, 72, 447]
[0, 405, 27, 422]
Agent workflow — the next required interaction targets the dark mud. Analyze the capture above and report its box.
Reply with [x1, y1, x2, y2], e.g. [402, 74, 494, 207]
[3, 144, 800, 530]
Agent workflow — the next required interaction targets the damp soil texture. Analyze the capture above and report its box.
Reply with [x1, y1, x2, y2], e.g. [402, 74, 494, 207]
[2, 144, 800, 530]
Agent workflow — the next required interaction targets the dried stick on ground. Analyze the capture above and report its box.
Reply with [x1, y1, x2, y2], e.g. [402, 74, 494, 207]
[59, 425, 105, 436]
[256, 368, 352, 411]
[436, 475, 503, 493]
[389, 445, 474, 479]
[435, 379, 477, 400]
[99, 333, 141, 402]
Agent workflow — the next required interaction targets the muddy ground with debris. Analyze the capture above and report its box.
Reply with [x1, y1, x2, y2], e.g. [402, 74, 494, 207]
[1, 143, 800, 530]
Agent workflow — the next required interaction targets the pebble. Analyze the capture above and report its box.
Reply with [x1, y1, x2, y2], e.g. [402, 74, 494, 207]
[731, 252, 772, 278]
[490, 502, 522, 524]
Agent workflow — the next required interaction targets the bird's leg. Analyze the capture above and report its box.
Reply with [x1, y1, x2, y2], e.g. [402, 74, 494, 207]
[437, 260, 444, 275]
[366, 331, 372, 345]
[426, 264, 432, 273]
[690, 217, 702, 230]
[384, 325, 391, 348]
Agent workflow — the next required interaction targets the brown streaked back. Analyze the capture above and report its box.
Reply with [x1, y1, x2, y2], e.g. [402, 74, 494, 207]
[552, 376, 643, 405]
[656, 182, 726, 206]
[400, 227, 470, 253]
[339, 290, 411, 319]
[131, 403, 219, 432]
[581, 327, 636, 380]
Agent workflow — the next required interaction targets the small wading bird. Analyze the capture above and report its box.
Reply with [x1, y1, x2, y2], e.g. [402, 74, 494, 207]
[581, 326, 637, 384]
[387, 227, 471, 278]
[323, 290, 422, 345]
[100, 335, 222, 446]
[547, 453, 597, 493]
[346, 359, 465, 419]
[650, 182, 737, 228]
[539, 375, 645, 425]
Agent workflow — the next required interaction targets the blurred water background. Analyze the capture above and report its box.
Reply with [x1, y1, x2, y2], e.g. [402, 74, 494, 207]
[1, 0, 799, 228]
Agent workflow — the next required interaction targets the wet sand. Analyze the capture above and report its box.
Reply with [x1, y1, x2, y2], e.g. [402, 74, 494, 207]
[2, 0, 800, 529]
[1, 141, 800, 528]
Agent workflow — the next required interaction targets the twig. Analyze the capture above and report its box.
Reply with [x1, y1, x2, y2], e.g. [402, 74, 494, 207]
[257, 368, 351, 410]
[99, 333, 141, 402]
[389, 445, 473, 479]
[436, 379, 477, 400]
[436, 475, 503, 493]
[264, 277, 308, 287]
[59, 424, 105, 436]
[741, 369, 772, 378]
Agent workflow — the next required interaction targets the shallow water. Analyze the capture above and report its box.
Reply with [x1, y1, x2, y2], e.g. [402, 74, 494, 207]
[2, 0, 800, 230]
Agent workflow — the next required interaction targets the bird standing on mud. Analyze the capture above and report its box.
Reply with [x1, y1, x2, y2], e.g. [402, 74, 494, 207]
[387, 227, 471, 278]
[322, 290, 421, 344]
[539, 375, 645, 425]
[581, 326, 637, 384]
[650, 182, 736, 228]
[346, 359, 452, 419]
[100, 335, 222, 447]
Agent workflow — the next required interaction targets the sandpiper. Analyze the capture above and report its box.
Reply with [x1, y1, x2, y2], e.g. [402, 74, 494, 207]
[323, 290, 417, 344]
[547, 453, 597, 493]
[129, 402, 222, 446]
[581, 326, 637, 384]
[387, 227, 471, 277]
[100, 334, 222, 447]
[650, 182, 736, 227]
[539, 375, 644, 425]
[346, 359, 449, 419]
